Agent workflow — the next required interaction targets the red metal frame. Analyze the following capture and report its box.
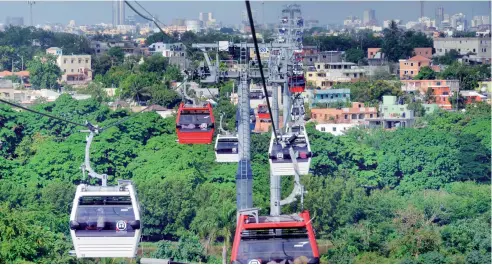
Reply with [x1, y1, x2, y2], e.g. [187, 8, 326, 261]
[231, 210, 319, 263]
[175, 102, 215, 144]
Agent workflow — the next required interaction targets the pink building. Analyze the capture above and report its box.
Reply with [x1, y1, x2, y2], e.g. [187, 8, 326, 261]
[413, 47, 433, 59]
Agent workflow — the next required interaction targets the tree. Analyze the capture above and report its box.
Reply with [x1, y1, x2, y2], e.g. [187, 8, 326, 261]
[413, 66, 436, 80]
[27, 54, 61, 90]
[107, 47, 125, 65]
[438, 62, 491, 91]
[434, 49, 460, 65]
[381, 21, 406, 62]
[139, 54, 169, 74]
[344, 48, 365, 64]
[145, 32, 176, 46]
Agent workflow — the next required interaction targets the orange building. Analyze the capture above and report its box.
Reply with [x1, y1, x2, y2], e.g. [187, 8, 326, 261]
[431, 86, 452, 110]
[413, 47, 433, 59]
[311, 102, 377, 124]
[367, 48, 381, 58]
[400, 79, 460, 94]
[461, 90, 486, 104]
[399, 55, 431, 79]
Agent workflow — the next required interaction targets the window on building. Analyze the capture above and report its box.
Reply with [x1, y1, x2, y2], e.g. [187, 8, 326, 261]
[321, 127, 325, 132]
[411, 71, 414, 74]
[370, 114, 373, 118]
[332, 127, 336, 132]
[86, 59, 89, 63]
[473, 49, 476, 52]
[317, 64, 320, 69]
[344, 114, 348, 119]
[64, 59, 67, 64]
[78, 59, 81, 63]
[71, 69, 74, 72]
[71, 59, 74, 63]
[359, 114, 364, 119]
[411, 63, 413, 66]
[351, 114, 356, 119]
[308, 74, 312, 77]
[313, 114, 317, 118]
[358, 104, 361, 108]
[404, 71, 408, 74]
[436, 81, 441, 85]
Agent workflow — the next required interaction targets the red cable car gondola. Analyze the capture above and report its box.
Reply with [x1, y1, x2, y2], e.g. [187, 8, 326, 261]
[257, 104, 271, 122]
[289, 75, 306, 93]
[176, 102, 215, 144]
[231, 211, 320, 264]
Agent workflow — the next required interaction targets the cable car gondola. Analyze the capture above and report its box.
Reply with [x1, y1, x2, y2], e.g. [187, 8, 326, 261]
[257, 104, 271, 122]
[268, 125, 312, 176]
[231, 211, 320, 264]
[291, 100, 306, 121]
[70, 181, 141, 258]
[176, 102, 215, 144]
[215, 134, 239, 162]
[289, 75, 306, 93]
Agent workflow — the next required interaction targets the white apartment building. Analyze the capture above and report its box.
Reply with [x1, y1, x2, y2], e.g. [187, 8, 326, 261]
[433, 37, 491, 63]
[315, 123, 358, 136]
[57, 54, 92, 84]
[306, 62, 366, 89]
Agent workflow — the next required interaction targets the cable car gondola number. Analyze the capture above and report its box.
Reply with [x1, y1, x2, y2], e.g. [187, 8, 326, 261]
[116, 220, 127, 231]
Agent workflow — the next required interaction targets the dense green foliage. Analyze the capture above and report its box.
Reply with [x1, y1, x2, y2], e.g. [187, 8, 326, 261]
[381, 21, 433, 62]
[0, 94, 489, 263]
[413, 66, 436, 80]
[0, 26, 90, 71]
[333, 80, 403, 106]
[438, 62, 491, 91]
[27, 54, 62, 89]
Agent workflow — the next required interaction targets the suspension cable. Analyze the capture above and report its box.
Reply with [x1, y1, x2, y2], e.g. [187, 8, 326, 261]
[245, 0, 279, 142]
[0, 98, 86, 127]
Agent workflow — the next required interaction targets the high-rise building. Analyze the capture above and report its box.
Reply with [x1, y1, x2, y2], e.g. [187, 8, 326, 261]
[435, 7, 444, 28]
[112, 0, 125, 26]
[363, 9, 376, 25]
[5, 17, 24, 27]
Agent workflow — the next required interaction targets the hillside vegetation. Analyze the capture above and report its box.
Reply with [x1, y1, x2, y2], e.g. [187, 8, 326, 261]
[0, 96, 490, 263]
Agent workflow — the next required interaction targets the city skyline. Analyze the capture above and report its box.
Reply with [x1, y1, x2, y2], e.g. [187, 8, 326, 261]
[0, 1, 490, 27]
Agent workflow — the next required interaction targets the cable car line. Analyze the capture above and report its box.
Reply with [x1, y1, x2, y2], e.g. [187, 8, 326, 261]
[245, 0, 279, 143]
[0, 98, 87, 127]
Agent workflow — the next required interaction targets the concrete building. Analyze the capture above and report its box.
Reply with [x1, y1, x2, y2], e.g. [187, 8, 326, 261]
[399, 55, 431, 79]
[460, 90, 486, 104]
[400, 79, 460, 94]
[46, 47, 63, 56]
[315, 123, 358, 136]
[303, 51, 344, 69]
[306, 62, 365, 89]
[413, 47, 433, 59]
[367, 96, 438, 129]
[311, 102, 377, 124]
[185, 20, 201, 32]
[112, 0, 125, 26]
[433, 37, 491, 64]
[56, 54, 92, 85]
[363, 9, 376, 25]
[307, 88, 350, 107]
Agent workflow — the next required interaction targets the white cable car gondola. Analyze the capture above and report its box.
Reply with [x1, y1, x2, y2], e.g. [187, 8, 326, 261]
[268, 125, 312, 176]
[215, 113, 239, 163]
[70, 180, 141, 258]
[215, 134, 239, 162]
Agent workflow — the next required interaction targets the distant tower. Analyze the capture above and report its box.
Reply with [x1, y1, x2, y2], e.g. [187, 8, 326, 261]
[112, 0, 125, 26]
[435, 6, 444, 28]
[27, 1, 35, 27]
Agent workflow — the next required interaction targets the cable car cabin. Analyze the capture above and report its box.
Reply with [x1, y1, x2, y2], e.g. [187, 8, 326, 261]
[268, 128, 312, 176]
[176, 102, 215, 144]
[231, 211, 320, 264]
[69, 182, 141, 258]
[215, 134, 239, 163]
[257, 104, 271, 122]
[291, 104, 305, 121]
[289, 76, 305, 93]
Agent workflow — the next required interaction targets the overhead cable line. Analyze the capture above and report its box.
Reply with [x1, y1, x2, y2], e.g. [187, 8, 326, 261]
[245, 0, 279, 142]
[0, 98, 86, 127]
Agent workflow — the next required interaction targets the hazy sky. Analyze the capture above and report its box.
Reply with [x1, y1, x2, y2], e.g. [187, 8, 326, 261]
[0, 1, 490, 26]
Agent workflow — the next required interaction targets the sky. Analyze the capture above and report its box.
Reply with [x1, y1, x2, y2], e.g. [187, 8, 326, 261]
[0, 0, 490, 27]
